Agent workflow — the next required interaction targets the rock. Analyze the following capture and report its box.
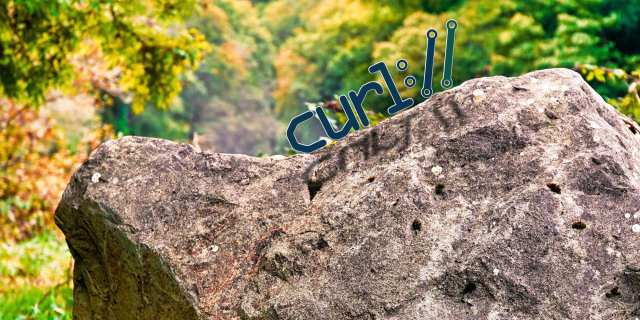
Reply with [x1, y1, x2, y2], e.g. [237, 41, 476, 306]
[55, 69, 640, 319]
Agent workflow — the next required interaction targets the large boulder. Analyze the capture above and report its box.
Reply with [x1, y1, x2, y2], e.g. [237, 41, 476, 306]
[55, 69, 640, 319]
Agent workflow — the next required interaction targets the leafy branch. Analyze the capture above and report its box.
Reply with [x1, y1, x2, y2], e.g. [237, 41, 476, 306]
[576, 64, 640, 121]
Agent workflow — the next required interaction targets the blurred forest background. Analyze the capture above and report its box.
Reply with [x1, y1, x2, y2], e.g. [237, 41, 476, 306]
[1, 0, 639, 318]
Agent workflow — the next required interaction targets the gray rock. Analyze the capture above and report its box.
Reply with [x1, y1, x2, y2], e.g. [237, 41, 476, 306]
[55, 69, 640, 319]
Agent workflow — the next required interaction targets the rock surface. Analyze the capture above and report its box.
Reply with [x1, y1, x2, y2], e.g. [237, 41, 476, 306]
[55, 69, 640, 319]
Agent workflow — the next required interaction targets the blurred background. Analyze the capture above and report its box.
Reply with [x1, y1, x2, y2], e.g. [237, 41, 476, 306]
[1, 0, 639, 318]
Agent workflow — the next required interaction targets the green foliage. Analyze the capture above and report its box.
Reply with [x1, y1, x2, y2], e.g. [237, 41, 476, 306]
[0, 231, 73, 319]
[578, 64, 640, 120]
[112, 0, 285, 150]
[0, 286, 73, 319]
[90, 0, 639, 150]
[135, 0, 288, 155]
[100, 96, 191, 141]
[0, 0, 211, 112]
[267, 0, 640, 119]
[271, 0, 418, 118]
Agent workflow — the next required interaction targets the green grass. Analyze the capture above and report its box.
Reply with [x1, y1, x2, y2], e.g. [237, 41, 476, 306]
[0, 286, 73, 320]
[0, 231, 73, 319]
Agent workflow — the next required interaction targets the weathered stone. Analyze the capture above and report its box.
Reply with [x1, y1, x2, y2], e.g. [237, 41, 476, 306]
[55, 69, 640, 319]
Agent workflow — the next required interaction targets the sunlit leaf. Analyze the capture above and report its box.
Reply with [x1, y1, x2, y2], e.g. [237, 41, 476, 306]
[586, 71, 594, 81]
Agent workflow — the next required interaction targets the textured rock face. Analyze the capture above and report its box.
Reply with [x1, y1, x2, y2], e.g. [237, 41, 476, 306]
[55, 69, 640, 319]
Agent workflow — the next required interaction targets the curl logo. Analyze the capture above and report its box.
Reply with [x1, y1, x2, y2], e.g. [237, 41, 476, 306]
[287, 19, 458, 153]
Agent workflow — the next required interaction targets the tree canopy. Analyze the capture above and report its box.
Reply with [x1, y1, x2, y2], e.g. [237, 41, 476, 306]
[0, 0, 210, 112]
[267, 0, 640, 119]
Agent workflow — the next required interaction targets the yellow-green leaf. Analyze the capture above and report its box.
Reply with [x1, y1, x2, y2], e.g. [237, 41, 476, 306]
[586, 71, 594, 82]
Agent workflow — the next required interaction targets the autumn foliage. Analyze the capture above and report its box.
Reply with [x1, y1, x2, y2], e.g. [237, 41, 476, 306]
[0, 96, 113, 242]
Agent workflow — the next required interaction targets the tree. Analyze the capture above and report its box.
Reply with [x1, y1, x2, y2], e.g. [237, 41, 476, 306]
[0, 0, 211, 113]
[268, 0, 640, 119]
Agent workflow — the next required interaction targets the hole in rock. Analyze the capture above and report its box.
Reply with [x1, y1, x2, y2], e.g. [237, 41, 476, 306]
[316, 238, 329, 250]
[435, 182, 446, 194]
[412, 219, 422, 233]
[308, 180, 323, 201]
[572, 221, 587, 230]
[606, 286, 621, 298]
[544, 109, 559, 120]
[546, 182, 561, 194]
[462, 283, 477, 295]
